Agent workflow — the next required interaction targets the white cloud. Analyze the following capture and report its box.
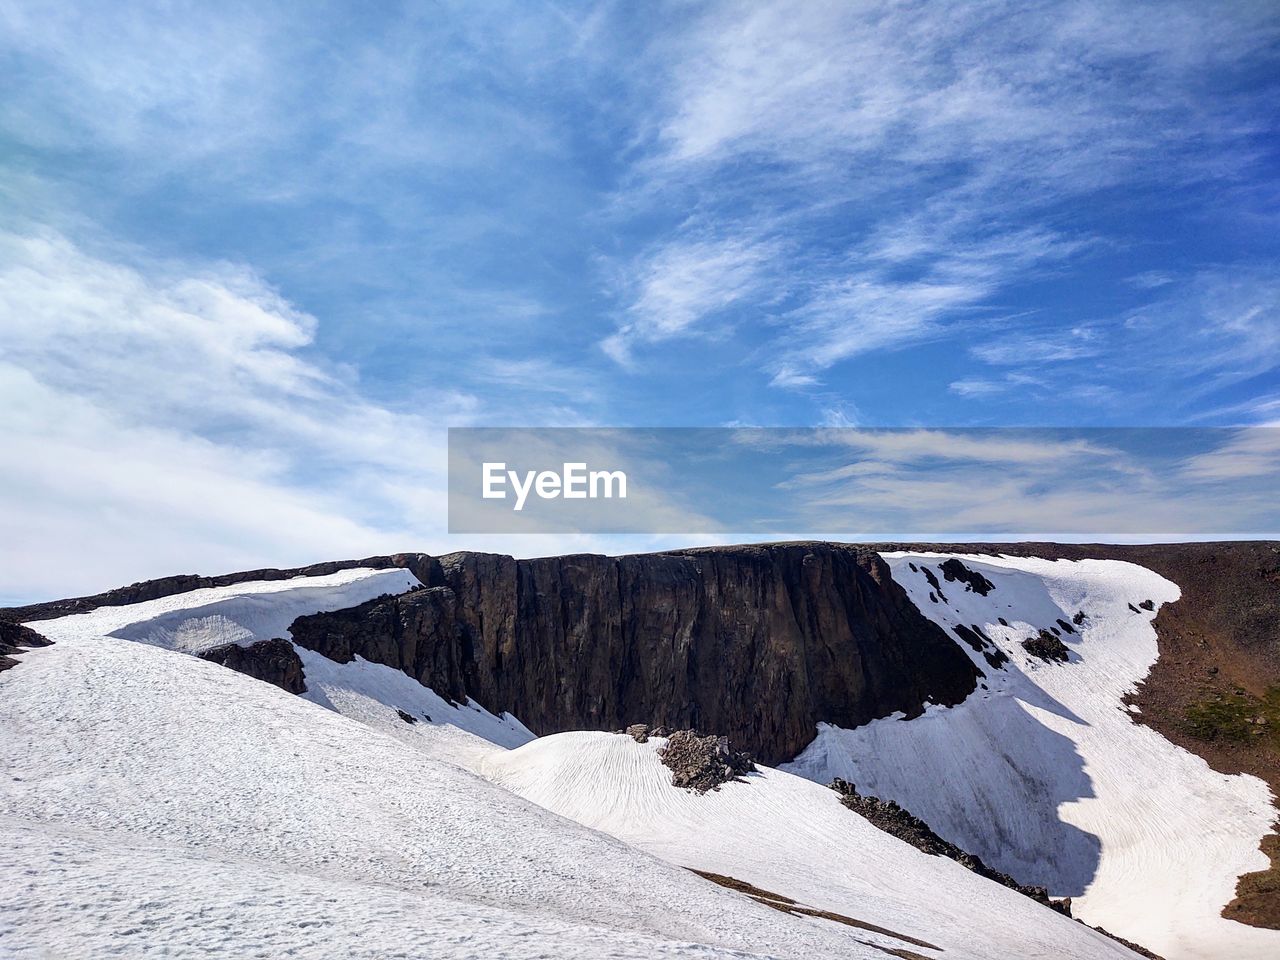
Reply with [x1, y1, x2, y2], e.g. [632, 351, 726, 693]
[949, 379, 1007, 398]
[0, 228, 734, 601]
[967, 265, 1280, 412]
[653, 0, 1276, 183]
[603, 234, 779, 363]
[0, 229, 461, 599]
[607, 0, 1279, 388]
[762, 428, 1275, 536]
[1179, 428, 1280, 482]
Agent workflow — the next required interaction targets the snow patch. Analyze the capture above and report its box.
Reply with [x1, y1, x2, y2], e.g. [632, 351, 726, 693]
[2, 593, 906, 959]
[783, 552, 1280, 960]
[480, 731, 1139, 960]
[103, 567, 420, 653]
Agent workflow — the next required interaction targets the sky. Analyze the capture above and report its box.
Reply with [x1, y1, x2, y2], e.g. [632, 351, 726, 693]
[1, 0, 1278, 601]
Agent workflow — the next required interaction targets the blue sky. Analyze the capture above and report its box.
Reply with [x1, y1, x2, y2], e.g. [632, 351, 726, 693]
[1, 1, 1278, 599]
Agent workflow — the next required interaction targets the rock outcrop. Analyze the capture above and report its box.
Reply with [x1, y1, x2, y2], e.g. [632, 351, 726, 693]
[283, 544, 981, 764]
[0, 619, 51, 673]
[1022, 630, 1070, 663]
[198, 638, 307, 694]
[289, 586, 470, 704]
[939, 558, 995, 596]
[657, 730, 756, 792]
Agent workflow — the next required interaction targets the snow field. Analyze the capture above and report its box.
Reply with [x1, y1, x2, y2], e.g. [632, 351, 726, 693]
[783, 553, 1280, 960]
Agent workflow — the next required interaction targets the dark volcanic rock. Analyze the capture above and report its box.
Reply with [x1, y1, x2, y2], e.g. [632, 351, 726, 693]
[0, 619, 52, 672]
[383, 544, 980, 765]
[829, 779, 1071, 916]
[1022, 630, 1070, 663]
[658, 730, 756, 792]
[198, 638, 306, 694]
[0, 543, 981, 765]
[939, 558, 995, 596]
[289, 586, 471, 705]
[921, 566, 947, 602]
[952, 623, 1008, 670]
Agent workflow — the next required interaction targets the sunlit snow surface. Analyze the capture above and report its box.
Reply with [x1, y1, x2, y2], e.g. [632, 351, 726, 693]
[783, 553, 1280, 960]
[0, 567, 966, 959]
[482, 731, 1136, 960]
[108, 566, 421, 652]
[1, 570, 882, 959]
[3, 560, 1274, 959]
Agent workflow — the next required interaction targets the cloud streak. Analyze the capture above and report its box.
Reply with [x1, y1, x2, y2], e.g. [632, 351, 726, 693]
[600, 0, 1280, 394]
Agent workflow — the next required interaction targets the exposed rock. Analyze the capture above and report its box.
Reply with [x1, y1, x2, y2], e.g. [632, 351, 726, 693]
[626, 723, 650, 743]
[0, 619, 52, 672]
[952, 624, 986, 653]
[1140, 599, 1155, 611]
[1056, 618, 1077, 634]
[939, 558, 995, 596]
[1022, 630, 1070, 663]
[829, 779, 1071, 916]
[198, 638, 306, 694]
[892, 539, 1280, 934]
[396, 709, 418, 724]
[921, 566, 947, 603]
[952, 623, 1008, 670]
[289, 586, 470, 705]
[689, 868, 942, 953]
[658, 730, 756, 792]
[1089, 928, 1164, 959]
[281, 544, 980, 765]
[1225, 830, 1280, 930]
[6, 538, 1273, 941]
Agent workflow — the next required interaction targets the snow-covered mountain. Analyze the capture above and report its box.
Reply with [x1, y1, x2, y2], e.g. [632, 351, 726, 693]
[3, 545, 1278, 959]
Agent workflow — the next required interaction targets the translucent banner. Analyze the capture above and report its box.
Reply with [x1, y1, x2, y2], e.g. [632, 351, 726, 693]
[448, 427, 1280, 536]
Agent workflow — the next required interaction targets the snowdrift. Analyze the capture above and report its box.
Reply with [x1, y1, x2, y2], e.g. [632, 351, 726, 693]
[784, 553, 1280, 960]
[0, 571, 893, 959]
[3, 565, 1119, 960]
[482, 730, 1138, 959]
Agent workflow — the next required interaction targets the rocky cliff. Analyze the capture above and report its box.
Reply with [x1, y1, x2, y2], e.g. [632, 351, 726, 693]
[289, 543, 980, 764]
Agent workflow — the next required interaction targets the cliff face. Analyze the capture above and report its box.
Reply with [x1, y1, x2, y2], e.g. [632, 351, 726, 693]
[289, 544, 980, 764]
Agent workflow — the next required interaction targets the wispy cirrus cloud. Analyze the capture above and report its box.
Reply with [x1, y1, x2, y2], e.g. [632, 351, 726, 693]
[603, 234, 781, 364]
[598, 0, 1280, 399]
[964, 265, 1280, 412]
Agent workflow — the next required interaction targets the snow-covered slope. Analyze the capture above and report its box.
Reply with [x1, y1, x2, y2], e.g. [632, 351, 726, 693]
[482, 730, 1138, 960]
[0, 571, 911, 959]
[783, 553, 1280, 960]
[6, 566, 1126, 960]
[83, 566, 535, 755]
[105, 566, 421, 652]
[5, 559, 1269, 959]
